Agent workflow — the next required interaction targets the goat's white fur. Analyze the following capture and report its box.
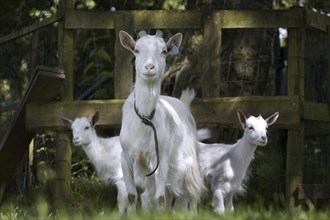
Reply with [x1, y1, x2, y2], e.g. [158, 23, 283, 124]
[198, 110, 279, 214]
[119, 30, 205, 212]
[60, 112, 128, 214]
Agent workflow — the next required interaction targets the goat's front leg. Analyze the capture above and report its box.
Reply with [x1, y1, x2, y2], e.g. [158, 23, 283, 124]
[121, 153, 137, 213]
[141, 178, 155, 211]
[212, 188, 225, 214]
[114, 178, 128, 215]
[154, 162, 169, 211]
[225, 192, 234, 212]
[173, 195, 189, 212]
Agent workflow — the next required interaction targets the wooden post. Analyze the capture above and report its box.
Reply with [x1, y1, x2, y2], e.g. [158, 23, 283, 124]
[58, 0, 74, 100]
[114, 13, 134, 99]
[286, 28, 305, 209]
[328, 25, 330, 104]
[56, 0, 74, 205]
[201, 11, 222, 98]
[0, 182, 6, 203]
[55, 133, 71, 206]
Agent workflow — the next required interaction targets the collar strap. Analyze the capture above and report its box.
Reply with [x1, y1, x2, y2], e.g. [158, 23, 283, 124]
[133, 100, 159, 177]
[134, 101, 156, 125]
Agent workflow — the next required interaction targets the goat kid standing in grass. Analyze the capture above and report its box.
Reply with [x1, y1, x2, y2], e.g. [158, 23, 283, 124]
[60, 112, 129, 214]
[118, 30, 205, 213]
[198, 110, 279, 214]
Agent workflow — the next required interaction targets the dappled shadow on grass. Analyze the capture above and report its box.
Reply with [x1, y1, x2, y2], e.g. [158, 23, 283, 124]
[2, 195, 330, 220]
[2, 175, 330, 219]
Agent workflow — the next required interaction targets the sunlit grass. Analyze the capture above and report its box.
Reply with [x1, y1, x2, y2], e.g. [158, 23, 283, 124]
[2, 196, 330, 220]
[2, 176, 330, 219]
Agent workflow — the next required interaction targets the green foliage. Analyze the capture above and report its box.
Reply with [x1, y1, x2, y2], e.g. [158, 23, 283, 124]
[76, 0, 97, 10]
[74, 29, 115, 99]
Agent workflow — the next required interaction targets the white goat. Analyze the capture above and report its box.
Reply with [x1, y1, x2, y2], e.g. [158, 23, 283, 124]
[198, 110, 279, 214]
[118, 30, 205, 212]
[60, 112, 128, 214]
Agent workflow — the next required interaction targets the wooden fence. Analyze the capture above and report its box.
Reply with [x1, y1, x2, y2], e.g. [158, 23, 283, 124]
[0, 0, 330, 207]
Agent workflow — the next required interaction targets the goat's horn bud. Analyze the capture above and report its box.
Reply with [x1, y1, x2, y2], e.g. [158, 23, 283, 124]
[138, 30, 147, 38]
[155, 30, 163, 37]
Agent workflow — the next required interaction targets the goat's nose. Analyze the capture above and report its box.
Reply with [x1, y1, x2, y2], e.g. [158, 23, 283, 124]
[261, 136, 267, 141]
[145, 63, 155, 70]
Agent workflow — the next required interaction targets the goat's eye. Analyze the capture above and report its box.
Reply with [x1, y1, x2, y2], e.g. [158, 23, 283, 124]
[248, 126, 254, 130]
[161, 50, 168, 55]
[134, 49, 139, 54]
[84, 126, 89, 130]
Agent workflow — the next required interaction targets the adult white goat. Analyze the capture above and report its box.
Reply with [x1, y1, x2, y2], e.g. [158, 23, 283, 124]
[118, 30, 204, 212]
[60, 112, 128, 214]
[198, 110, 279, 214]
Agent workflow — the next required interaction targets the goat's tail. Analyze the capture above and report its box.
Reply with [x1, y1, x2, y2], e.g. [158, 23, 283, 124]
[197, 128, 212, 142]
[179, 88, 196, 108]
[184, 141, 206, 203]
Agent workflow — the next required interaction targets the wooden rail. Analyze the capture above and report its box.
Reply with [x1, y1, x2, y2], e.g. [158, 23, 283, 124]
[64, 8, 327, 31]
[1, 7, 330, 45]
[25, 96, 301, 131]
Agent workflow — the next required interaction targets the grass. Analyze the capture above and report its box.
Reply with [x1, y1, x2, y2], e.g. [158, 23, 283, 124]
[2, 192, 330, 220]
[2, 176, 330, 219]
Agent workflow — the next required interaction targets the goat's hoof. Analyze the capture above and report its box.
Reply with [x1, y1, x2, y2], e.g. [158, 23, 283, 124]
[128, 194, 136, 205]
[158, 195, 166, 207]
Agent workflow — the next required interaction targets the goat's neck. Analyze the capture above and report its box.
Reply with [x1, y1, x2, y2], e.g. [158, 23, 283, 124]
[233, 137, 257, 166]
[134, 78, 161, 116]
[81, 135, 102, 162]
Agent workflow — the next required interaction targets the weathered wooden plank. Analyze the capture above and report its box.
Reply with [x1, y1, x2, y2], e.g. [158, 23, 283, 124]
[65, 10, 116, 29]
[131, 10, 202, 29]
[191, 96, 301, 128]
[221, 8, 305, 29]
[305, 9, 330, 32]
[114, 13, 134, 99]
[303, 101, 330, 122]
[25, 96, 301, 131]
[65, 9, 309, 30]
[0, 14, 60, 44]
[65, 10, 202, 29]
[286, 128, 304, 208]
[26, 100, 124, 130]
[286, 27, 305, 209]
[0, 67, 65, 184]
[287, 28, 305, 97]
[55, 0, 75, 206]
[1, 8, 329, 46]
[201, 12, 221, 98]
[58, 13, 74, 101]
[328, 25, 330, 104]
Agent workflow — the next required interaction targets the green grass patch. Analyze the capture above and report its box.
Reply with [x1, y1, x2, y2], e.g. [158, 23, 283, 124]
[2, 175, 330, 219]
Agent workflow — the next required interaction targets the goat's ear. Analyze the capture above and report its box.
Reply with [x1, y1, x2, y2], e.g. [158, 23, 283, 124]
[119, 30, 135, 52]
[265, 112, 279, 126]
[91, 111, 100, 127]
[237, 110, 247, 129]
[166, 33, 183, 52]
[59, 116, 72, 127]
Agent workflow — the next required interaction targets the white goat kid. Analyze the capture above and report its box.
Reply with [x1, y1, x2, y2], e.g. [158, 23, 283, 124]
[60, 112, 128, 214]
[198, 110, 279, 214]
[119, 30, 204, 212]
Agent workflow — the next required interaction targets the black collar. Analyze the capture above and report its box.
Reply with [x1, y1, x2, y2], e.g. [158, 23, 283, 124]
[134, 100, 156, 126]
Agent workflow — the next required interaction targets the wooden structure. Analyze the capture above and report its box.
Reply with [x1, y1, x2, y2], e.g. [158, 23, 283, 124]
[0, 67, 65, 191]
[0, 0, 329, 207]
